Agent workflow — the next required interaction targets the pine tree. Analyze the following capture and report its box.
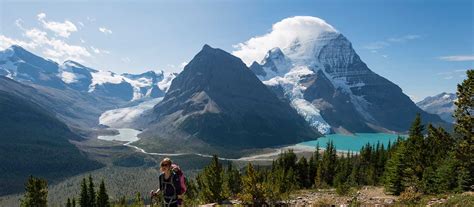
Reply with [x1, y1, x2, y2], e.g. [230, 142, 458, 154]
[319, 141, 337, 186]
[88, 175, 96, 207]
[425, 125, 454, 167]
[20, 176, 48, 207]
[435, 152, 459, 192]
[308, 155, 317, 187]
[72, 198, 76, 207]
[453, 69, 474, 190]
[384, 141, 407, 195]
[96, 180, 110, 207]
[240, 163, 265, 206]
[67, 198, 72, 207]
[405, 113, 425, 179]
[197, 155, 224, 203]
[224, 162, 241, 196]
[296, 156, 309, 188]
[80, 178, 89, 207]
[421, 167, 437, 194]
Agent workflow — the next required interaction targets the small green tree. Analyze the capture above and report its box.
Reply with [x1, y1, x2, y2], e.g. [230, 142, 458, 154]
[196, 155, 224, 203]
[240, 163, 265, 206]
[405, 114, 425, 179]
[72, 198, 76, 207]
[384, 141, 406, 195]
[96, 180, 110, 207]
[79, 178, 89, 207]
[296, 156, 309, 188]
[88, 175, 96, 207]
[67, 198, 72, 207]
[20, 176, 48, 207]
[223, 162, 241, 197]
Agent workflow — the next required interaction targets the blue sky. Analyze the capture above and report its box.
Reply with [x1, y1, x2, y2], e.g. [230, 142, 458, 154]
[0, 0, 472, 101]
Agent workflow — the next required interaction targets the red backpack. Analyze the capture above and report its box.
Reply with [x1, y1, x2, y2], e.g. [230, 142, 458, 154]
[171, 163, 187, 194]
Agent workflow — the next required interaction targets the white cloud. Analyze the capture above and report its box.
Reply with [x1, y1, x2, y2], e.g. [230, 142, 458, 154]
[121, 57, 131, 63]
[37, 13, 77, 38]
[387, 35, 421, 42]
[0, 35, 36, 50]
[15, 18, 25, 30]
[90, 46, 110, 54]
[99, 27, 112, 35]
[363, 34, 421, 52]
[439, 55, 474, 62]
[4, 26, 91, 62]
[232, 16, 337, 65]
[87, 16, 96, 22]
[437, 69, 468, 80]
[363, 41, 390, 50]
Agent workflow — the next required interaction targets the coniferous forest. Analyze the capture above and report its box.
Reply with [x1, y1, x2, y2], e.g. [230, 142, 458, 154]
[19, 70, 473, 206]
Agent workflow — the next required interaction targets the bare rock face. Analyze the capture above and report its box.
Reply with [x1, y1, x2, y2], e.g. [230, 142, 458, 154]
[140, 45, 319, 151]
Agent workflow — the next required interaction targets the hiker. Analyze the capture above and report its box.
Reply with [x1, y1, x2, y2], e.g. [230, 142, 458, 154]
[151, 158, 183, 207]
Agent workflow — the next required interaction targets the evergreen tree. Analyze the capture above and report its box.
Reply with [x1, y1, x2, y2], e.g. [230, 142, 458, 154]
[435, 152, 459, 192]
[296, 156, 309, 188]
[405, 113, 425, 179]
[308, 155, 317, 187]
[224, 162, 241, 197]
[67, 198, 72, 207]
[20, 176, 48, 207]
[319, 141, 337, 186]
[425, 125, 454, 166]
[453, 69, 474, 190]
[240, 163, 265, 206]
[197, 155, 224, 203]
[183, 178, 199, 206]
[384, 141, 407, 195]
[421, 167, 437, 194]
[80, 178, 89, 207]
[88, 175, 96, 207]
[96, 180, 110, 207]
[72, 198, 76, 207]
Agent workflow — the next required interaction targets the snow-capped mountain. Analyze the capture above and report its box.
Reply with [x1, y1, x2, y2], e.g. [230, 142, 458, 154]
[417, 92, 456, 123]
[246, 28, 446, 134]
[0, 45, 175, 102]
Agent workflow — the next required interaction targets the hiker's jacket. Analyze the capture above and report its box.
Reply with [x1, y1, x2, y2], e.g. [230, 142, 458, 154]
[159, 172, 182, 203]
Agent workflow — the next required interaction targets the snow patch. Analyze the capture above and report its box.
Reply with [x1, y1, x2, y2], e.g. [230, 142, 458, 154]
[158, 72, 176, 92]
[59, 71, 80, 83]
[263, 66, 331, 134]
[99, 97, 163, 128]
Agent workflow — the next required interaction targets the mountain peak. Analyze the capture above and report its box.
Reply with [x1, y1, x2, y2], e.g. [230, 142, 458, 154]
[202, 44, 213, 50]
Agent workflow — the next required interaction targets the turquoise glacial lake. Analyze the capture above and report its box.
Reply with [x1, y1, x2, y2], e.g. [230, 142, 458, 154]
[298, 133, 405, 152]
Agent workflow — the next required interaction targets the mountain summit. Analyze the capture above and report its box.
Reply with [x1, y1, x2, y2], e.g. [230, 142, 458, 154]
[137, 45, 319, 153]
[239, 18, 447, 134]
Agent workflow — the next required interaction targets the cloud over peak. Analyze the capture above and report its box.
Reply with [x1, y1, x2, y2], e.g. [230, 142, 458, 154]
[99, 27, 112, 35]
[37, 12, 78, 38]
[232, 16, 337, 65]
